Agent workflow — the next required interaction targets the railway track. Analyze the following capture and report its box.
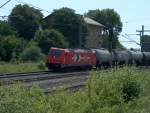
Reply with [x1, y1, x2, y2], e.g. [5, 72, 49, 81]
[0, 66, 149, 93]
[0, 71, 89, 83]
[0, 71, 50, 77]
[0, 71, 90, 93]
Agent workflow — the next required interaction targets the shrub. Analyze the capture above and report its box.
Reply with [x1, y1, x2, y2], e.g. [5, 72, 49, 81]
[121, 71, 141, 102]
[20, 45, 43, 61]
[37, 62, 46, 70]
[0, 35, 25, 61]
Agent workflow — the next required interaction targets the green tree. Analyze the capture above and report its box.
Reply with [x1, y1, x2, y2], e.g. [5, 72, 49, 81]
[0, 20, 17, 36]
[9, 4, 43, 40]
[86, 9, 123, 49]
[45, 7, 88, 48]
[0, 35, 25, 61]
[100, 34, 125, 50]
[34, 29, 68, 54]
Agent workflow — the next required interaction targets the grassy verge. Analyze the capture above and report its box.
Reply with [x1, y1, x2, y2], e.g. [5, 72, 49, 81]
[0, 62, 47, 73]
[0, 67, 150, 113]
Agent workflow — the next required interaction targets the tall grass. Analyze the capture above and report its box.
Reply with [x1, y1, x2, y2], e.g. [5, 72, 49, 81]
[0, 67, 150, 113]
[0, 62, 47, 73]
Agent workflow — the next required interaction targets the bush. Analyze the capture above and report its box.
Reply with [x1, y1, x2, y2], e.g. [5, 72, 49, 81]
[20, 45, 43, 61]
[34, 29, 68, 54]
[37, 62, 46, 70]
[0, 35, 25, 61]
[121, 69, 141, 102]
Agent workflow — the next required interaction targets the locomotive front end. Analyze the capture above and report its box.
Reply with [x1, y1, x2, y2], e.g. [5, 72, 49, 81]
[46, 47, 66, 70]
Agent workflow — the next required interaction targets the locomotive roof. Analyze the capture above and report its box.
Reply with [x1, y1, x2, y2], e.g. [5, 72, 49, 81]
[50, 47, 94, 53]
[69, 49, 94, 53]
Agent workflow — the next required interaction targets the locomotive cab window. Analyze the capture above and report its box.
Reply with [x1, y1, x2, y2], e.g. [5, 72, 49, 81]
[49, 50, 63, 57]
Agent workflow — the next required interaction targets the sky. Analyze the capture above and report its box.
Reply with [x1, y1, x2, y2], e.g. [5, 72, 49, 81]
[0, 0, 150, 49]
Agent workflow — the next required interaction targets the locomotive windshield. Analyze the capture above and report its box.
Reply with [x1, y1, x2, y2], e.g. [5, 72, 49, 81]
[49, 50, 63, 57]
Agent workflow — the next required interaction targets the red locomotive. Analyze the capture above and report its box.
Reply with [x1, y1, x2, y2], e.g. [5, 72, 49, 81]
[46, 47, 96, 70]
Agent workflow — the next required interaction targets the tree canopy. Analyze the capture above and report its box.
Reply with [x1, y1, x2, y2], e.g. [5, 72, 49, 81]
[34, 29, 68, 54]
[0, 20, 17, 36]
[9, 4, 43, 40]
[86, 9, 123, 49]
[45, 7, 88, 48]
[86, 9, 122, 32]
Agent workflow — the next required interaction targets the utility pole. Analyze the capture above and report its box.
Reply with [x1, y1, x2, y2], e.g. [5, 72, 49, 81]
[108, 28, 114, 52]
[136, 25, 150, 52]
[136, 25, 144, 51]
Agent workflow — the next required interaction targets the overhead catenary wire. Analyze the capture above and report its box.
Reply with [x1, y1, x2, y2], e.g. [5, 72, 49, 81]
[120, 34, 140, 46]
[0, 0, 11, 9]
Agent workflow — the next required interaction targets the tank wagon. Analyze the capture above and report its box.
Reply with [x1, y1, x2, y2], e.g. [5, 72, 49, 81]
[128, 51, 143, 66]
[93, 49, 112, 68]
[112, 50, 131, 66]
[143, 52, 150, 66]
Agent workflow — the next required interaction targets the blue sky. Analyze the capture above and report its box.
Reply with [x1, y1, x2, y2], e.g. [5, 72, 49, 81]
[1, 0, 150, 49]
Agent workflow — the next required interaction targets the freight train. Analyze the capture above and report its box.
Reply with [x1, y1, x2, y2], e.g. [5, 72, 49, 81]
[46, 47, 150, 71]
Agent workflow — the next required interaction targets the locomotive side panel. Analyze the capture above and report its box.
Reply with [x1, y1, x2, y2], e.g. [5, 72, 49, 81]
[64, 49, 96, 67]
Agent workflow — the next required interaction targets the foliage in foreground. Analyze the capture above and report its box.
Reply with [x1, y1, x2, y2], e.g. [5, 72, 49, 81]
[0, 67, 150, 113]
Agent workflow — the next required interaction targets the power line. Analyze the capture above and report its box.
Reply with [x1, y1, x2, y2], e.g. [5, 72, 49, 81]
[120, 34, 140, 46]
[125, 34, 139, 36]
[123, 18, 150, 24]
[0, 0, 11, 9]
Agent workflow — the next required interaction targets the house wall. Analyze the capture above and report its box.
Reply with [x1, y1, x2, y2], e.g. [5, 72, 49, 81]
[85, 24, 102, 49]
